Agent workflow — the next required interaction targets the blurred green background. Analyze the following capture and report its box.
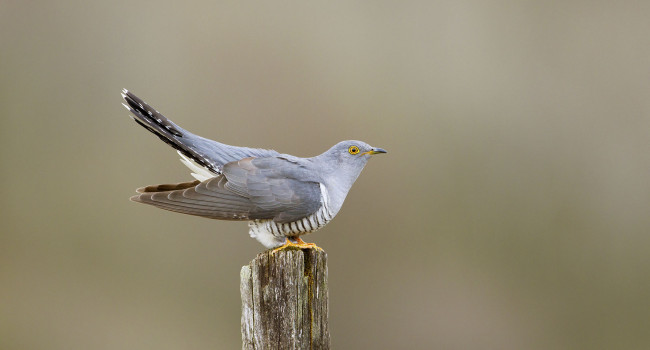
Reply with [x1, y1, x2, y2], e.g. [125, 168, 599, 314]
[2, 1, 650, 349]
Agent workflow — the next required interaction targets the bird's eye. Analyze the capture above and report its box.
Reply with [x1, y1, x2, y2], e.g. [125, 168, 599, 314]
[348, 146, 360, 155]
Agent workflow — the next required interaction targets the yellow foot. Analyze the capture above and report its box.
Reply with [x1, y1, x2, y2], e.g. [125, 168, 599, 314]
[293, 237, 320, 249]
[271, 238, 323, 254]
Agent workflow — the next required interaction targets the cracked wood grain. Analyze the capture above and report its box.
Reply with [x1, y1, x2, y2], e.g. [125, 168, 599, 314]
[241, 248, 329, 350]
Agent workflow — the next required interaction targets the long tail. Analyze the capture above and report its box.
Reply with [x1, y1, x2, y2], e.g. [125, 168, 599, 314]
[121, 89, 221, 174]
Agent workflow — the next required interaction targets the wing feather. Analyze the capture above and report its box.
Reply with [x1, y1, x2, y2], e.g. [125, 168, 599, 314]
[130, 157, 322, 223]
[222, 157, 322, 223]
[131, 176, 255, 220]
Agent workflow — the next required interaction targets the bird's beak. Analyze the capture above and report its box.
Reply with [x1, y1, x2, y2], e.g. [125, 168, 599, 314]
[362, 147, 387, 156]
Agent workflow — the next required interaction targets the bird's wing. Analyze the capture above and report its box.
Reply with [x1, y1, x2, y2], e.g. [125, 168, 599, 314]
[131, 176, 257, 220]
[131, 157, 322, 223]
[121, 89, 279, 175]
[223, 157, 323, 223]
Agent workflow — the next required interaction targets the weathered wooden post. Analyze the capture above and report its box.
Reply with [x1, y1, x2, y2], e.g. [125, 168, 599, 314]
[240, 247, 330, 349]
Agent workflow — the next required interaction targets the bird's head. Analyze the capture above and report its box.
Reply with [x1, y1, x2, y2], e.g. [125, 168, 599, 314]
[322, 140, 387, 173]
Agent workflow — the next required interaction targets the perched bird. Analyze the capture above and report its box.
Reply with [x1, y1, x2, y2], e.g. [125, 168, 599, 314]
[121, 89, 386, 250]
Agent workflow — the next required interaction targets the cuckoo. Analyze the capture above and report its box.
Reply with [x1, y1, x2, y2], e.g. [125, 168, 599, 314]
[121, 89, 386, 249]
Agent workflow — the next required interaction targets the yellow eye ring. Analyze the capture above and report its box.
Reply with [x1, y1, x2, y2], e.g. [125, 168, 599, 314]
[348, 146, 360, 155]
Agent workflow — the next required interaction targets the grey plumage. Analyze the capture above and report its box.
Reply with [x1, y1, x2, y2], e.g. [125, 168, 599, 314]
[121, 89, 386, 248]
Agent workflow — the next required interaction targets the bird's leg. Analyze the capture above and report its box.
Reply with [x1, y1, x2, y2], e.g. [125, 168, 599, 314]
[271, 237, 322, 253]
[293, 237, 320, 249]
[271, 239, 294, 253]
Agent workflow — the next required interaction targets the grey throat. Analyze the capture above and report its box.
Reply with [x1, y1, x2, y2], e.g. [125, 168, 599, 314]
[121, 89, 386, 249]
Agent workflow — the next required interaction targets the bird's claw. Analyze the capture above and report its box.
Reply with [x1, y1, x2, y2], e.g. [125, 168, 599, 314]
[271, 238, 323, 254]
